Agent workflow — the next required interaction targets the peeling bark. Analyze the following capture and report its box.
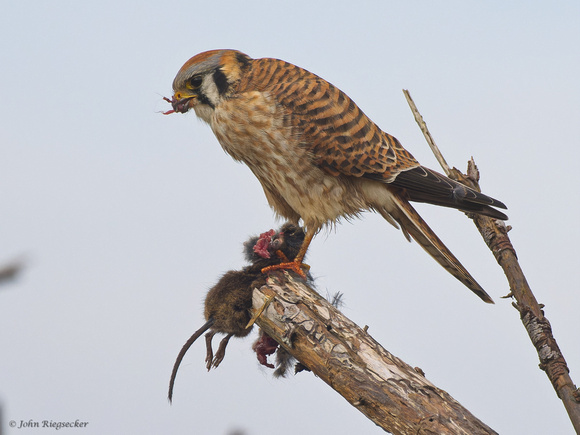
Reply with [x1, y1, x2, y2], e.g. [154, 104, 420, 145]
[252, 271, 497, 435]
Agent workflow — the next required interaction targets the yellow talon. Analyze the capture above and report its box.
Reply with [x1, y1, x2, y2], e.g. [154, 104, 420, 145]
[261, 261, 310, 279]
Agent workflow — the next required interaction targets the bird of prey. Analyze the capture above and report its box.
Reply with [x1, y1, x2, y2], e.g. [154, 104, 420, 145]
[165, 49, 507, 303]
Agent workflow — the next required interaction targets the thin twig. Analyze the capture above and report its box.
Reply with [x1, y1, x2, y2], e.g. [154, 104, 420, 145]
[403, 90, 451, 177]
[403, 90, 580, 434]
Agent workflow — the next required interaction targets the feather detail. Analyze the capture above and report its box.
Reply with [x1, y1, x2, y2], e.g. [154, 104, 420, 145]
[387, 166, 507, 220]
[384, 195, 494, 303]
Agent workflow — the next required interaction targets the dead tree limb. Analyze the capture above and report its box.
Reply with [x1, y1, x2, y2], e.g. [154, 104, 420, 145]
[403, 89, 580, 434]
[252, 271, 497, 435]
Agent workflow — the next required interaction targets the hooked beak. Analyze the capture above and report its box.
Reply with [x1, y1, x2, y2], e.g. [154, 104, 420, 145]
[162, 93, 196, 115]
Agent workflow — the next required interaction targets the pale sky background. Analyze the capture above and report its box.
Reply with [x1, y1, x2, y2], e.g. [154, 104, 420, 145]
[1, 1, 579, 434]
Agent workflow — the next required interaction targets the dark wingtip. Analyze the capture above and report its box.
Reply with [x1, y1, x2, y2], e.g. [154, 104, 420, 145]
[466, 278, 495, 304]
[478, 291, 495, 304]
[495, 211, 508, 221]
[391, 166, 508, 219]
[494, 199, 508, 210]
[477, 207, 508, 221]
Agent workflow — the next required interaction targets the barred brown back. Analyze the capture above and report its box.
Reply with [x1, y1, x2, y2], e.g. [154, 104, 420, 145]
[240, 58, 419, 182]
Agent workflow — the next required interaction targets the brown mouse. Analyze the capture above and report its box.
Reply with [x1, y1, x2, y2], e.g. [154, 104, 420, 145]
[168, 223, 307, 402]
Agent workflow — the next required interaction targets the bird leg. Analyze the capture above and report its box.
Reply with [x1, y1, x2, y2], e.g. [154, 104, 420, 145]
[261, 230, 315, 278]
[211, 333, 233, 369]
[273, 249, 311, 272]
[274, 250, 290, 263]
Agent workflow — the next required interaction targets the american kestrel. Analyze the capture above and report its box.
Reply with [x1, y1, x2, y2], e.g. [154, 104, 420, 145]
[165, 49, 507, 303]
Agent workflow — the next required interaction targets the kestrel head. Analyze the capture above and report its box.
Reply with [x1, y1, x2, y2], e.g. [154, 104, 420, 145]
[168, 49, 251, 122]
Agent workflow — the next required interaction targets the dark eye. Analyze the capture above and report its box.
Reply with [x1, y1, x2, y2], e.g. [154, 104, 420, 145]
[186, 76, 203, 90]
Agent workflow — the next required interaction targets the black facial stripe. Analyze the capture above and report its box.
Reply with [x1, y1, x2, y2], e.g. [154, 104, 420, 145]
[198, 92, 215, 109]
[213, 68, 229, 95]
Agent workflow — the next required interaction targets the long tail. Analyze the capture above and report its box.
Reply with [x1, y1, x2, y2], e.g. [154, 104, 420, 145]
[388, 166, 508, 220]
[168, 318, 214, 403]
[380, 196, 494, 304]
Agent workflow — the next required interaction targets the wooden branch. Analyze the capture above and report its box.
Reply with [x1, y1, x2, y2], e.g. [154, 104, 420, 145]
[403, 90, 451, 177]
[403, 90, 580, 433]
[467, 171, 580, 434]
[252, 271, 497, 435]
